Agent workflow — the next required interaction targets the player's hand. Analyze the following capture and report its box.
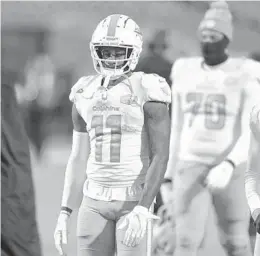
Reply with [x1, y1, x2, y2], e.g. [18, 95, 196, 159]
[117, 205, 160, 247]
[54, 212, 70, 255]
[252, 209, 260, 234]
[205, 160, 234, 192]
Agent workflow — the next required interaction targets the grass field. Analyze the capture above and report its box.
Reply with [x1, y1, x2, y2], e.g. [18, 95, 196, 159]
[31, 138, 255, 256]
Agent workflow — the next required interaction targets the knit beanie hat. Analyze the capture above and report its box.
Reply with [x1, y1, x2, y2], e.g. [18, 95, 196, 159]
[198, 1, 233, 41]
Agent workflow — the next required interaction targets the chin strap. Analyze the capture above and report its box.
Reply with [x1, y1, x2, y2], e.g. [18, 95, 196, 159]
[102, 75, 111, 89]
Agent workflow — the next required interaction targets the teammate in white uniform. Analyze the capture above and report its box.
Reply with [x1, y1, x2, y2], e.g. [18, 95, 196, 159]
[246, 105, 260, 256]
[53, 14, 171, 256]
[164, 2, 260, 256]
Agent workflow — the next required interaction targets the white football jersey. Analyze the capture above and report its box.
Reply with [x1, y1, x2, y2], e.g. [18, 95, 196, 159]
[69, 72, 171, 189]
[169, 57, 260, 167]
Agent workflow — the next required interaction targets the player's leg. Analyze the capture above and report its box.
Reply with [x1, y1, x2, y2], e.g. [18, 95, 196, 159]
[77, 196, 116, 256]
[254, 233, 260, 256]
[116, 200, 149, 256]
[174, 161, 212, 256]
[213, 163, 252, 256]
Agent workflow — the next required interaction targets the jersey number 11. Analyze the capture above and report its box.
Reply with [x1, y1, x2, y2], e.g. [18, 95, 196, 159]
[91, 114, 122, 163]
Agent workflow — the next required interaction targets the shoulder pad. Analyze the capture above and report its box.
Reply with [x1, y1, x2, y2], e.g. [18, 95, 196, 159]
[69, 76, 95, 103]
[141, 73, 171, 104]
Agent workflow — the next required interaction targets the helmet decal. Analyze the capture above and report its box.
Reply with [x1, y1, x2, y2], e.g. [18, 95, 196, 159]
[90, 14, 143, 78]
[107, 14, 121, 37]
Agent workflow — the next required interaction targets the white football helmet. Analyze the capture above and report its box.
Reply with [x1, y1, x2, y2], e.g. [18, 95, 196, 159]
[90, 14, 143, 78]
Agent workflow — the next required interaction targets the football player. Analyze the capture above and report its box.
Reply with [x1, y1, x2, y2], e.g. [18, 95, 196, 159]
[245, 105, 260, 256]
[53, 14, 171, 256]
[164, 2, 260, 256]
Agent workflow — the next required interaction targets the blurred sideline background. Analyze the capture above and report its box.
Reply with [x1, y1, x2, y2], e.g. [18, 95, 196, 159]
[1, 1, 260, 256]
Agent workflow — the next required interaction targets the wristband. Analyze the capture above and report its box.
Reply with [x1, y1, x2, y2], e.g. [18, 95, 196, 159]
[225, 159, 236, 170]
[163, 178, 172, 184]
[61, 206, 73, 215]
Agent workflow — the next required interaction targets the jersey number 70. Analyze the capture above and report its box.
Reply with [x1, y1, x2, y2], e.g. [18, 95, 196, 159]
[91, 114, 122, 163]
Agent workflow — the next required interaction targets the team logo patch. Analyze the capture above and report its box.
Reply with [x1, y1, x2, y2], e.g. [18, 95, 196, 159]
[120, 94, 139, 106]
[94, 87, 108, 101]
[101, 91, 108, 101]
[224, 76, 244, 87]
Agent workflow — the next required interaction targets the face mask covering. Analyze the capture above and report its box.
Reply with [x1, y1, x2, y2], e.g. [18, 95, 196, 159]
[200, 37, 229, 66]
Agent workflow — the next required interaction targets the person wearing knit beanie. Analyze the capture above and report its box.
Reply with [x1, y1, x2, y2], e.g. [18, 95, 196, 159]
[198, 1, 233, 66]
[166, 2, 258, 256]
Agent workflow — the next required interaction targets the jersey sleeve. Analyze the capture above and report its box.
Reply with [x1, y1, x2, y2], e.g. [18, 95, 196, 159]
[164, 59, 187, 180]
[226, 64, 260, 166]
[164, 87, 184, 180]
[141, 73, 171, 104]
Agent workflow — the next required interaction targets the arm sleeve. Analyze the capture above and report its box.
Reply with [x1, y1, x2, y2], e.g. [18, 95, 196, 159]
[226, 94, 251, 166]
[164, 59, 184, 180]
[227, 64, 260, 166]
[61, 130, 90, 209]
[164, 87, 184, 180]
[245, 105, 260, 218]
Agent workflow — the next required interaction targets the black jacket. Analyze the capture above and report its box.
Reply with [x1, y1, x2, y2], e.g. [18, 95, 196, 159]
[1, 84, 42, 256]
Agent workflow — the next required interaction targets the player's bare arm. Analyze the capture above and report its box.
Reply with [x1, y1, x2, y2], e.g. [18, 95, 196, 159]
[60, 104, 90, 212]
[72, 103, 87, 132]
[138, 101, 171, 209]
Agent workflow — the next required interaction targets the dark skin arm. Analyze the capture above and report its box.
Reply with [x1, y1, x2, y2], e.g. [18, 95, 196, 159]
[72, 104, 87, 132]
[138, 101, 171, 209]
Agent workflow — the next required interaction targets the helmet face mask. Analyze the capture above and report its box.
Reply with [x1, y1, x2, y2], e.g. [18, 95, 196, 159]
[90, 14, 143, 78]
[91, 45, 134, 76]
